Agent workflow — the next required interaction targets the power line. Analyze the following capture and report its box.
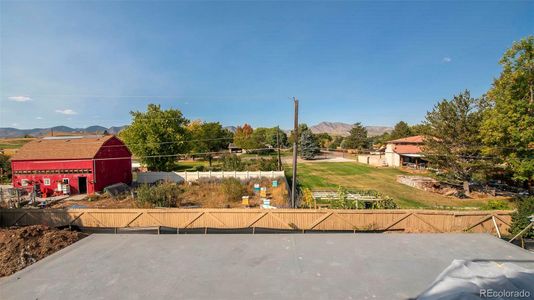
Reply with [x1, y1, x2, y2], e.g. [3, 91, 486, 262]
[24, 147, 279, 164]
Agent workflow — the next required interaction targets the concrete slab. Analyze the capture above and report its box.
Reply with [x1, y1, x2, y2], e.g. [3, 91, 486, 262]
[1, 234, 533, 300]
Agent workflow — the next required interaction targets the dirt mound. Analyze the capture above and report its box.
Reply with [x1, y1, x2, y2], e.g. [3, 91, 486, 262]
[0, 225, 87, 277]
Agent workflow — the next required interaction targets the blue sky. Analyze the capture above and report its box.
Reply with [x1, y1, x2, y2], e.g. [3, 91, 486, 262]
[1, 1, 532, 129]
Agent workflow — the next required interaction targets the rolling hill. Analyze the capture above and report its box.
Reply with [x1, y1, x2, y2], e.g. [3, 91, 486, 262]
[310, 122, 393, 137]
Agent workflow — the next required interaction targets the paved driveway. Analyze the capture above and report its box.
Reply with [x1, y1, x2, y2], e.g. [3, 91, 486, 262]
[1, 233, 533, 300]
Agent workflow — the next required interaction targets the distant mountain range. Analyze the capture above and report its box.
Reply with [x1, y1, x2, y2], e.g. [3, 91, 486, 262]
[0, 122, 392, 138]
[0, 125, 127, 138]
[310, 122, 393, 137]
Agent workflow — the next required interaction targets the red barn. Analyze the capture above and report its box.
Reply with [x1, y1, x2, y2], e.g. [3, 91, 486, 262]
[11, 135, 132, 195]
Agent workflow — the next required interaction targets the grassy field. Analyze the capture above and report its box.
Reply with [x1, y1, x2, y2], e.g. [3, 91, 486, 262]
[175, 160, 209, 171]
[0, 138, 35, 150]
[285, 162, 502, 209]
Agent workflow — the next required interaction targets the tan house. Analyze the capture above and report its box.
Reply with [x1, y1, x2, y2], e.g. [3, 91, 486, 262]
[384, 136, 426, 168]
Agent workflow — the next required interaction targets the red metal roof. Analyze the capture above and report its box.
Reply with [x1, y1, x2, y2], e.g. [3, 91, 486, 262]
[11, 135, 118, 161]
[394, 144, 422, 154]
[388, 135, 424, 144]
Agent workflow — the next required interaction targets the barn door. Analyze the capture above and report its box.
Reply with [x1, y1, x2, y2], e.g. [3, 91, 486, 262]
[78, 177, 87, 194]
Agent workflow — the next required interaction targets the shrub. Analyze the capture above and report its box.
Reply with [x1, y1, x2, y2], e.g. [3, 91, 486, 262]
[135, 182, 182, 207]
[510, 196, 534, 239]
[194, 165, 205, 171]
[482, 199, 510, 210]
[220, 154, 244, 171]
[221, 178, 245, 202]
[301, 188, 314, 208]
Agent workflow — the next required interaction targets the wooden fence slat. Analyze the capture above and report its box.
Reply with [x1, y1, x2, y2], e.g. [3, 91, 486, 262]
[0, 209, 514, 236]
[383, 213, 412, 231]
[124, 212, 144, 227]
[412, 213, 443, 233]
[246, 212, 268, 228]
[307, 212, 333, 230]
[205, 212, 226, 227]
[463, 215, 493, 232]
[181, 212, 205, 228]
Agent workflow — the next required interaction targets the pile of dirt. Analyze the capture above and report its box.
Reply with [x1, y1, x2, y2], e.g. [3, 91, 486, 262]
[0, 225, 87, 277]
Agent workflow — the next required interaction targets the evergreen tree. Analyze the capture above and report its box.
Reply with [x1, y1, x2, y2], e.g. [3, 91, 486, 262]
[423, 91, 489, 195]
[341, 123, 368, 150]
[480, 36, 534, 186]
[300, 129, 320, 160]
[389, 121, 413, 140]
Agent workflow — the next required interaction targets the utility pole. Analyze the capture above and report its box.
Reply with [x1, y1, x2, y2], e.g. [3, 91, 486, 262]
[276, 126, 282, 171]
[291, 97, 299, 208]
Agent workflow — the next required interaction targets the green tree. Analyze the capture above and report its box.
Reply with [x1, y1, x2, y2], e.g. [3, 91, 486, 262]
[189, 121, 232, 167]
[289, 123, 309, 146]
[328, 136, 344, 150]
[389, 121, 413, 140]
[410, 123, 431, 136]
[341, 123, 368, 150]
[0, 154, 11, 183]
[300, 129, 320, 160]
[480, 36, 534, 186]
[423, 91, 489, 195]
[315, 133, 333, 148]
[266, 127, 288, 148]
[220, 154, 244, 171]
[510, 196, 534, 239]
[120, 104, 190, 171]
[234, 124, 261, 149]
[370, 132, 391, 147]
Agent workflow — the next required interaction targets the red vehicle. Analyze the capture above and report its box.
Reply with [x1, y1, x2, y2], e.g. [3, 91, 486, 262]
[11, 135, 132, 196]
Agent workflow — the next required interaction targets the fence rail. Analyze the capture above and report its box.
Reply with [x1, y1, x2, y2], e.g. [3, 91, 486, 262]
[136, 171, 285, 184]
[0, 209, 513, 235]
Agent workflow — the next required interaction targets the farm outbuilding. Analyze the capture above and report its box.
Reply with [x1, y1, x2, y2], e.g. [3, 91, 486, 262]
[11, 135, 132, 195]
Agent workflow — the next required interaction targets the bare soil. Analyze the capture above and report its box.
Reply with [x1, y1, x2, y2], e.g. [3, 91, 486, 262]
[0, 225, 87, 277]
[49, 196, 138, 209]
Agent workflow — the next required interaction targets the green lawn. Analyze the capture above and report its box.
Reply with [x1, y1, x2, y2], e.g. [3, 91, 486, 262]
[175, 160, 209, 171]
[0, 138, 35, 150]
[285, 162, 496, 209]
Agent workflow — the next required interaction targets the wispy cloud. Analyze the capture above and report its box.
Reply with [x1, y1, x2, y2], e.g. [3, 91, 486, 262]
[36, 116, 43, 120]
[442, 57, 452, 63]
[55, 109, 78, 115]
[8, 96, 32, 102]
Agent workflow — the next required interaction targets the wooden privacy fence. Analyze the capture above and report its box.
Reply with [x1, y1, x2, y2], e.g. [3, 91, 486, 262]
[0, 209, 514, 235]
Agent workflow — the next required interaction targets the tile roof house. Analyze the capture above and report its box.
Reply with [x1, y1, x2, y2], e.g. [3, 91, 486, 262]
[385, 135, 427, 168]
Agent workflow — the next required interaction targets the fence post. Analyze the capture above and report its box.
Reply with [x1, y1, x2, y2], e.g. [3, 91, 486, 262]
[271, 171, 274, 178]
[197, 171, 200, 180]
[247, 171, 249, 179]
[259, 170, 262, 178]
[222, 171, 224, 178]
[185, 171, 188, 182]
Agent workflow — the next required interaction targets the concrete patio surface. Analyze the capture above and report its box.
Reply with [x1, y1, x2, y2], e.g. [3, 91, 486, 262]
[1, 233, 533, 300]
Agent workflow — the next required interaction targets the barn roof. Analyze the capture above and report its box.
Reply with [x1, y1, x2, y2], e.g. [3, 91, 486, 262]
[11, 135, 117, 161]
[388, 135, 424, 144]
